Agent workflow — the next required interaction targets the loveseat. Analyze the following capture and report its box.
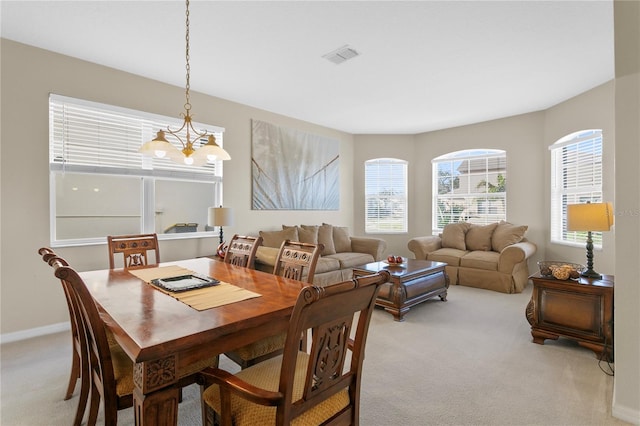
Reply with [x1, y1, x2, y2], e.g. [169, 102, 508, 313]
[407, 221, 537, 293]
[254, 223, 387, 287]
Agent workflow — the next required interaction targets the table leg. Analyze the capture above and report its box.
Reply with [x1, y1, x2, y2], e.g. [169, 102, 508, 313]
[133, 357, 180, 426]
[134, 387, 179, 426]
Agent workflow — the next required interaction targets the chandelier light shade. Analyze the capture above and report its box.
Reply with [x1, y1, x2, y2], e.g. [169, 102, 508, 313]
[138, 0, 231, 166]
[208, 206, 234, 244]
[566, 202, 614, 279]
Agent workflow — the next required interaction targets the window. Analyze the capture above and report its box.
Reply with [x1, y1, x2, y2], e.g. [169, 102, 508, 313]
[432, 149, 507, 233]
[49, 94, 225, 246]
[365, 158, 407, 233]
[550, 129, 603, 247]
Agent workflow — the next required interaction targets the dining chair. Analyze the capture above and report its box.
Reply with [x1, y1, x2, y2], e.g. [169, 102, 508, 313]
[199, 269, 390, 426]
[223, 234, 263, 268]
[107, 233, 160, 269]
[224, 240, 323, 370]
[40, 248, 134, 425]
[39, 247, 218, 425]
[38, 248, 83, 405]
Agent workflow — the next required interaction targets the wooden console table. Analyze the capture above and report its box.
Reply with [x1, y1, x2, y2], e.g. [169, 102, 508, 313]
[353, 259, 448, 321]
[526, 272, 614, 359]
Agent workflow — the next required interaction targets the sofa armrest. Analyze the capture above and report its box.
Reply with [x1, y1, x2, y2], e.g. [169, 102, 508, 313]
[498, 241, 537, 274]
[350, 237, 387, 261]
[407, 236, 443, 260]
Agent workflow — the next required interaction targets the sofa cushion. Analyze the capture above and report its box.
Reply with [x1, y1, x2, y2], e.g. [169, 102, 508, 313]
[332, 226, 352, 253]
[313, 256, 341, 274]
[426, 248, 468, 267]
[260, 227, 298, 248]
[324, 252, 374, 269]
[441, 222, 471, 250]
[465, 223, 498, 251]
[491, 221, 528, 252]
[313, 224, 336, 255]
[283, 225, 318, 244]
[460, 251, 499, 271]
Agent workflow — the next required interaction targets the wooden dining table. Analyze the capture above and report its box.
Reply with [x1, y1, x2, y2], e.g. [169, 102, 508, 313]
[79, 257, 306, 426]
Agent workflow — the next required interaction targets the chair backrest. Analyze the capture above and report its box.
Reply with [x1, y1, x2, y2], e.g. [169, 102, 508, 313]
[42, 249, 120, 425]
[277, 270, 390, 425]
[223, 234, 263, 268]
[273, 240, 323, 284]
[107, 233, 160, 269]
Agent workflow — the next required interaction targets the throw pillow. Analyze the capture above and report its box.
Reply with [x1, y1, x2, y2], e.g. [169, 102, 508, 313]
[465, 223, 498, 251]
[260, 227, 298, 248]
[333, 226, 351, 253]
[441, 222, 470, 250]
[313, 223, 336, 255]
[296, 225, 319, 244]
[491, 221, 528, 252]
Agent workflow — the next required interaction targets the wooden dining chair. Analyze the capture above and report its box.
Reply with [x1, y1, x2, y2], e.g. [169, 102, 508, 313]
[40, 248, 134, 425]
[39, 247, 218, 425]
[200, 270, 390, 426]
[38, 248, 84, 405]
[224, 240, 323, 369]
[107, 233, 160, 269]
[223, 234, 263, 268]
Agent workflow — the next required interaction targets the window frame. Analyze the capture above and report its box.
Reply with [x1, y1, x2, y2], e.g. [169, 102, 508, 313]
[431, 149, 507, 234]
[49, 94, 224, 247]
[364, 158, 408, 234]
[549, 129, 604, 248]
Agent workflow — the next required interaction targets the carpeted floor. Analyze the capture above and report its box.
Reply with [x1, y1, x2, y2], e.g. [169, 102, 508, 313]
[0, 284, 629, 425]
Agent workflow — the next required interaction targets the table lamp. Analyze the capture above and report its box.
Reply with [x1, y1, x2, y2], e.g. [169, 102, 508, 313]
[208, 206, 234, 245]
[566, 202, 613, 279]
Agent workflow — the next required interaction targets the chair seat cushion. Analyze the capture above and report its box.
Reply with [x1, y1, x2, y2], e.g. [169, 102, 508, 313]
[203, 352, 349, 426]
[228, 333, 287, 361]
[110, 344, 135, 397]
[460, 250, 499, 271]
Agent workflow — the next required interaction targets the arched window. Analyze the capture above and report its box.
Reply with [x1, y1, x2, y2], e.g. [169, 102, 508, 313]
[365, 158, 407, 233]
[550, 129, 603, 246]
[432, 149, 507, 233]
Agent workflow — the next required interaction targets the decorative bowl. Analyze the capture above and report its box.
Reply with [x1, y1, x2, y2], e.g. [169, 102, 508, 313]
[537, 261, 585, 280]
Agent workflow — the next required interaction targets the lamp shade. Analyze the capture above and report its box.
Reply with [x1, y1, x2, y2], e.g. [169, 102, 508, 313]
[208, 206, 234, 227]
[566, 202, 614, 231]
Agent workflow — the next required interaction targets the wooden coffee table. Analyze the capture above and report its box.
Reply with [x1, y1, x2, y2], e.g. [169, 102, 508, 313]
[353, 259, 449, 321]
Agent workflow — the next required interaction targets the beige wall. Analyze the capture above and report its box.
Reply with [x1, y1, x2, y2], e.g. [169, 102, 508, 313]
[612, 0, 640, 421]
[0, 39, 354, 334]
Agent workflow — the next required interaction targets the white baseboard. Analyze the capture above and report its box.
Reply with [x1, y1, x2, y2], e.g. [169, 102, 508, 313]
[0, 322, 70, 345]
[613, 387, 640, 425]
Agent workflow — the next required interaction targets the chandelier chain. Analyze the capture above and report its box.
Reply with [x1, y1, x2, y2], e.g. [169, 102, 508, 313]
[184, 0, 191, 112]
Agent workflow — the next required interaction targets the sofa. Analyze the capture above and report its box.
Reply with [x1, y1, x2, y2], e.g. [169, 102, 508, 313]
[407, 221, 537, 293]
[254, 223, 387, 287]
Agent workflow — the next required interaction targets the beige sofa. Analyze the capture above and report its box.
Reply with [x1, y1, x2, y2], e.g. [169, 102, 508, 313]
[407, 221, 537, 293]
[254, 223, 387, 287]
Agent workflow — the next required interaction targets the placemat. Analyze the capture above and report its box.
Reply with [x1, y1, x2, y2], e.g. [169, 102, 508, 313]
[128, 266, 261, 311]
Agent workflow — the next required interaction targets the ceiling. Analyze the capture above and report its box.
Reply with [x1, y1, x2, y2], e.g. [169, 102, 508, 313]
[1, 1, 614, 135]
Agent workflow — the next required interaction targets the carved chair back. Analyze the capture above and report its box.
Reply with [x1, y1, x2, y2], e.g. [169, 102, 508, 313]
[223, 234, 263, 269]
[273, 240, 323, 284]
[107, 233, 160, 269]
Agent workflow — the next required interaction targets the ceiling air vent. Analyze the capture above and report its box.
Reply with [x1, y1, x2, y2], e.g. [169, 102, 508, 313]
[322, 45, 360, 65]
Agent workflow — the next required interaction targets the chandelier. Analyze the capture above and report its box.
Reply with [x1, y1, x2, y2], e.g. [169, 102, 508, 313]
[139, 0, 230, 166]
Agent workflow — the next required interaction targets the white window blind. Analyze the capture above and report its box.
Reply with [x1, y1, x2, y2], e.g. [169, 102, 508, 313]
[48, 94, 224, 246]
[365, 158, 407, 233]
[49, 94, 224, 181]
[432, 149, 506, 233]
[550, 129, 603, 246]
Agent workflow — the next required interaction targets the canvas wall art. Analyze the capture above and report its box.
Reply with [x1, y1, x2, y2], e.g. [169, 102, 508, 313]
[251, 120, 339, 210]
